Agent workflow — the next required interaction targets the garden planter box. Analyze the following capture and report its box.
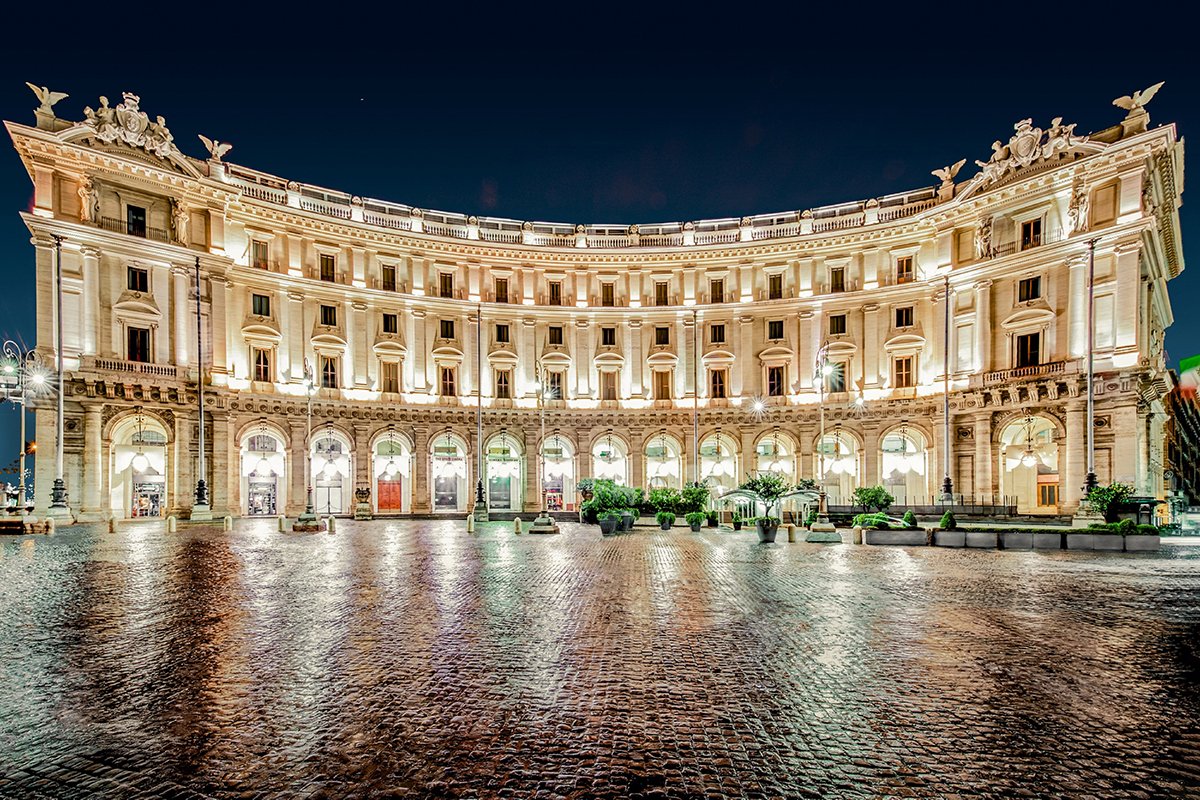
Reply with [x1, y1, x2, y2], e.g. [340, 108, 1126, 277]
[933, 530, 965, 547]
[965, 531, 999, 549]
[1033, 532, 1064, 549]
[863, 529, 926, 546]
[1066, 533, 1124, 550]
[1124, 535, 1161, 552]
[1000, 532, 1034, 550]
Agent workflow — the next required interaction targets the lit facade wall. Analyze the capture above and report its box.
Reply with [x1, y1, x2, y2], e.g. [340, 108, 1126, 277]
[7, 91, 1186, 519]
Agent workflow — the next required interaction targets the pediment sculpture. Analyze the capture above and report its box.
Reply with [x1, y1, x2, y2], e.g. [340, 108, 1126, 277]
[81, 92, 176, 159]
[973, 117, 1088, 187]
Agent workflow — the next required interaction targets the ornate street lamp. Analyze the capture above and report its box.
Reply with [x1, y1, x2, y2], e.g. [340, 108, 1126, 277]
[531, 363, 559, 533]
[294, 358, 319, 528]
[189, 256, 212, 521]
[0, 340, 47, 515]
[47, 234, 70, 519]
[811, 343, 837, 531]
[940, 274, 955, 502]
[473, 303, 488, 523]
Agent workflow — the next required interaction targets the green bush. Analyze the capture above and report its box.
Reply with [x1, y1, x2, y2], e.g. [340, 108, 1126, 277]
[730, 511, 743, 524]
[649, 487, 682, 514]
[852, 512, 891, 530]
[679, 484, 711, 515]
[655, 510, 676, 526]
[1086, 482, 1136, 522]
[1116, 518, 1136, 536]
[795, 478, 818, 490]
[939, 511, 957, 530]
[901, 510, 917, 528]
[684, 511, 707, 527]
[751, 515, 781, 526]
[804, 509, 817, 527]
[852, 485, 894, 513]
[1087, 521, 1161, 535]
[1136, 524, 1160, 536]
[706, 510, 718, 526]
[599, 510, 621, 521]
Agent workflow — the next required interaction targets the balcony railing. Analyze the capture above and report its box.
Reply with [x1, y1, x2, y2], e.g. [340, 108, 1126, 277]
[982, 360, 1069, 384]
[85, 357, 182, 380]
[99, 217, 169, 242]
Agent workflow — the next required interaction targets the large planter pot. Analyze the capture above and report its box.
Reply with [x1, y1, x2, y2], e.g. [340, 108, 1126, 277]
[598, 518, 619, 536]
[1000, 531, 1034, 550]
[1065, 533, 1093, 550]
[933, 530, 966, 547]
[863, 529, 926, 546]
[756, 519, 779, 543]
[620, 512, 634, 532]
[660, 521, 672, 531]
[689, 522, 702, 532]
[1093, 533, 1124, 551]
[1033, 532, 1064, 549]
[732, 521, 742, 531]
[1124, 535, 1161, 552]
[965, 531, 999, 549]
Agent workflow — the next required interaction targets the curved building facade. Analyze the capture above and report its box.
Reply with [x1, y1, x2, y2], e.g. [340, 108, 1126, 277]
[6, 88, 1186, 520]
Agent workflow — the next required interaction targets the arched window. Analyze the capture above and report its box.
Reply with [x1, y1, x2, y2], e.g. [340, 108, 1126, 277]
[592, 434, 628, 485]
[699, 432, 738, 495]
[644, 433, 682, 490]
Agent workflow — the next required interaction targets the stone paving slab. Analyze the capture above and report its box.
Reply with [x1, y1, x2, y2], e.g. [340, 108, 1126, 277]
[0, 519, 1198, 799]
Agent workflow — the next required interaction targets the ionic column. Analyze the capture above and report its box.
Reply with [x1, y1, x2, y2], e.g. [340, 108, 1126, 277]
[973, 413, 994, 501]
[287, 291, 304, 382]
[576, 320, 591, 397]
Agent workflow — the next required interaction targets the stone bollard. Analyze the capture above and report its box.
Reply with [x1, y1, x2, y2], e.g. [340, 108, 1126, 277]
[852, 526, 863, 545]
[514, 518, 523, 535]
[785, 524, 796, 543]
[278, 517, 287, 532]
[326, 516, 336, 533]
[108, 517, 117, 533]
[223, 516, 233, 531]
[167, 515, 177, 533]
[467, 515, 475, 534]
[44, 518, 55, 535]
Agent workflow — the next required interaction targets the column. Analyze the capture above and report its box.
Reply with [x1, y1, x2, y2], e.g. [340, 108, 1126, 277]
[974, 280, 992, 373]
[33, 236, 55, 361]
[353, 423, 371, 491]
[1065, 402, 1087, 508]
[209, 275, 229, 378]
[287, 291, 304, 382]
[172, 266, 190, 367]
[81, 247, 100, 356]
[629, 320, 643, 398]
[862, 304, 880, 388]
[972, 413, 993, 501]
[523, 427, 539, 513]
[173, 412, 195, 518]
[680, 316, 694, 399]
[412, 426, 431, 513]
[352, 301, 369, 387]
[739, 316, 755, 397]
[861, 423, 881, 488]
[78, 404, 104, 520]
[798, 311, 816, 390]
[1114, 243, 1141, 351]
[287, 421, 307, 516]
[211, 413, 235, 516]
[576, 320, 591, 397]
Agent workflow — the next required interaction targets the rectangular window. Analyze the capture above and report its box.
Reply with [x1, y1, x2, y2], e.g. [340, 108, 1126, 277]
[601, 326, 616, 347]
[826, 362, 846, 393]
[830, 267, 846, 293]
[829, 314, 847, 335]
[654, 370, 672, 400]
[126, 205, 147, 238]
[253, 347, 271, 382]
[548, 325, 563, 346]
[251, 240, 269, 270]
[495, 278, 509, 303]
[1016, 332, 1041, 368]
[768, 319, 784, 340]
[381, 361, 399, 393]
[894, 356, 914, 388]
[601, 282, 615, 307]
[767, 365, 785, 396]
[655, 326, 670, 346]
[655, 282, 669, 306]
[895, 306, 914, 328]
[896, 256, 914, 284]
[768, 273, 783, 300]
[251, 293, 271, 317]
[439, 272, 454, 299]
[1020, 218, 1043, 250]
[495, 323, 510, 343]
[440, 366, 456, 396]
[127, 266, 148, 293]
[496, 370, 511, 399]
[381, 264, 397, 292]
[710, 369, 727, 399]
[547, 370, 563, 400]
[319, 254, 336, 282]
[382, 313, 398, 334]
[320, 355, 338, 389]
[127, 327, 150, 362]
[319, 304, 337, 326]
[710, 279, 725, 304]
[1018, 276, 1042, 302]
[1038, 483, 1059, 507]
[601, 371, 617, 401]
[548, 281, 562, 306]
[710, 324, 726, 344]
[439, 319, 455, 339]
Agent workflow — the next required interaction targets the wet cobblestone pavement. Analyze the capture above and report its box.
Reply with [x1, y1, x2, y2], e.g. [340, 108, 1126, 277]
[1, 520, 1198, 799]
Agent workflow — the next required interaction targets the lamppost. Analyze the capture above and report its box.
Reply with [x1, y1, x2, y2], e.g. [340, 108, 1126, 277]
[691, 308, 699, 486]
[297, 358, 318, 525]
[531, 362, 559, 533]
[1084, 237, 1100, 495]
[189, 256, 212, 521]
[811, 343, 837, 531]
[473, 303, 488, 523]
[47, 234, 70, 519]
[0, 340, 47, 516]
[941, 274, 955, 502]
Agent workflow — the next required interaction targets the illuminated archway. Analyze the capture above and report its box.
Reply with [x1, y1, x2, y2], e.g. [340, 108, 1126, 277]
[999, 412, 1060, 515]
[431, 431, 470, 512]
[541, 433, 576, 511]
[373, 427, 413, 514]
[880, 424, 928, 505]
[699, 431, 739, 496]
[814, 426, 859, 505]
[240, 421, 288, 516]
[311, 425, 353, 515]
[591, 432, 629, 485]
[108, 409, 169, 519]
[485, 432, 524, 512]
[644, 432, 683, 490]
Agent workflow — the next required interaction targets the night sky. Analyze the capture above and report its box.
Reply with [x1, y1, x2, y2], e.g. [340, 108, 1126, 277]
[0, 8, 1195, 481]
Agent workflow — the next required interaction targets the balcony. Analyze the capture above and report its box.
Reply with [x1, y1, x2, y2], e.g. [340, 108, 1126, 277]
[84, 356, 182, 380]
[99, 216, 169, 243]
[980, 360, 1071, 385]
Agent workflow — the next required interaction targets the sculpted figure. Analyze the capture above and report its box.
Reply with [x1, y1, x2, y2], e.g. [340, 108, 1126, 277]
[171, 199, 189, 244]
[25, 83, 68, 115]
[974, 217, 992, 259]
[77, 177, 98, 223]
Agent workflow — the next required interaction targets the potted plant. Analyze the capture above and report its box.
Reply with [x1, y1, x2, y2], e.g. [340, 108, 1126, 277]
[731, 511, 743, 531]
[578, 478, 596, 503]
[754, 515, 781, 542]
[706, 510, 718, 528]
[722, 473, 817, 544]
[933, 510, 965, 548]
[598, 511, 620, 536]
[619, 507, 636, 532]
[854, 512, 926, 546]
[685, 511, 706, 532]
[656, 510, 675, 530]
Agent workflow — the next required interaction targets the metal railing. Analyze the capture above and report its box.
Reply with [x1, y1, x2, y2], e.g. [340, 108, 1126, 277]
[99, 217, 169, 242]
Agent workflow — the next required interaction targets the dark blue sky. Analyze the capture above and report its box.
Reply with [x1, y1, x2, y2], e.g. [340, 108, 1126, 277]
[0, 7, 1195, 478]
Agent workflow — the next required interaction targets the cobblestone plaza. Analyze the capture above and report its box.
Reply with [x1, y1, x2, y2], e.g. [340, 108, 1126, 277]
[1, 522, 1197, 798]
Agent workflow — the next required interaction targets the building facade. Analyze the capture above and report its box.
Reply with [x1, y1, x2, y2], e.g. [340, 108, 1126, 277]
[6, 87, 1186, 521]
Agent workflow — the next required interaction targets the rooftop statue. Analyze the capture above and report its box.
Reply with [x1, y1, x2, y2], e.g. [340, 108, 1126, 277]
[1113, 81, 1165, 114]
[81, 91, 176, 159]
[198, 135, 233, 162]
[25, 83, 68, 115]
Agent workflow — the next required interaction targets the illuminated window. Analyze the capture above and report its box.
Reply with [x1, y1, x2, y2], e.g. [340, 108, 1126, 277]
[767, 366, 785, 396]
[1038, 483, 1058, 506]
[546, 371, 563, 399]
[495, 370, 511, 399]
[710, 369, 727, 398]
[601, 371, 618, 400]
[251, 240, 269, 269]
[896, 256, 914, 284]
[253, 347, 271, 382]
[439, 272, 454, 298]
[440, 366, 456, 396]
[1016, 332, 1041, 368]
[319, 254, 336, 282]
[127, 327, 150, 362]
[825, 362, 846, 393]
[768, 273, 783, 300]
[1020, 218, 1043, 250]
[601, 282, 615, 307]
[320, 355, 338, 388]
[894, 356, 914, 388]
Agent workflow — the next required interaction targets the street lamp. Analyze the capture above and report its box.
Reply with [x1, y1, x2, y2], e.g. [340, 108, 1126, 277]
[473, 303, 488, 523]
[940, 275, 955, 502]
[530, 364, 560, 533]
[189, 256, 212, 521]
[294, 358, 319, 528]
[47, 234, 70, 519]
[1084, 237, 1100, 495]
[0, 340, 47, 516]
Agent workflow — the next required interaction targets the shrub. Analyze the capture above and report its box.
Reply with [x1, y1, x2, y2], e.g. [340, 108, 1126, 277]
[655, 510, 676, 526]
[1136, 524, 1160, 536]
[1116, 518, 1136, 536]
[680, 484, 711, 515]
[684, 511, 707, 527]
[794, 478, 818, 491]
[852, 512, 891, 530]
[901, 510, 917, 528]
[577, 478, 595, 494]
[706, 510, 718, 526]
[599, 510, 621, 521]
[939, 511, 957, 530]
[804, 509, 817, 527]
[649, 487, 682, 514]
[751, 515, 781, 526]
[1086, 482, 1136, 522]
[731, 511, 743, 524]
[852, 485, 894, 513]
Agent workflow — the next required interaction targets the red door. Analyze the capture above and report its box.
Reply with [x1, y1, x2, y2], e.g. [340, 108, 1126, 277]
[377, 478, 403, 511]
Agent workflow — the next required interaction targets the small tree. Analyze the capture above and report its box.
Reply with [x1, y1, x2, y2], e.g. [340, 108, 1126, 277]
[679, 483, 711, 515]
[901, 510, 917, 528]
[1086, 482, 1135, 522]
[648, 487, 682, 514]
[852, 485, 894, 513]
[723, 473, 818, 525]
[939, 511, 957, 530]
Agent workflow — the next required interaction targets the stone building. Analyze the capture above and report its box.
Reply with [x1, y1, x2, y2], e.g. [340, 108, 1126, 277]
[1165, 370, 1200, 509]
[5, 85, 1186, 521]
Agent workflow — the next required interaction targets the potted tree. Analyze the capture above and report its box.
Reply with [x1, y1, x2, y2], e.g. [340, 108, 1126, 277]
[731, 511, 743, 531]
[706, 510, 718, 528]
[656, 510, 676, 530]
[578, 478, 595, 503]
[685, 511, 706, 532]
[1071, 483, 1135, 550]
[723, 473, 818, 544]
